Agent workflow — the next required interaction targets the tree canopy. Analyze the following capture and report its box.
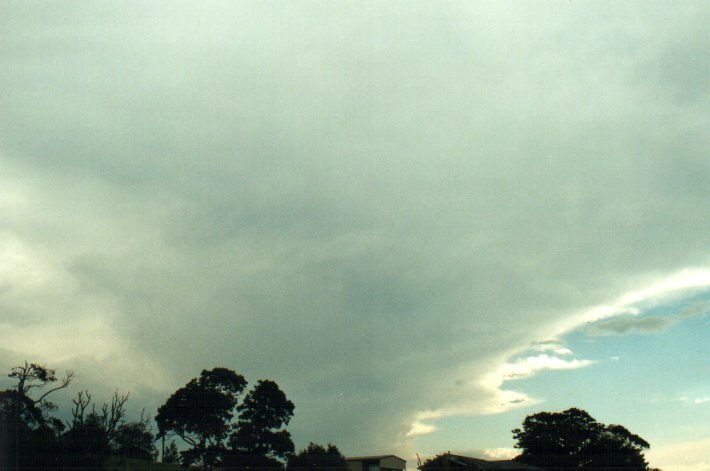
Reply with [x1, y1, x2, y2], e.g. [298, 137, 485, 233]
[512, 408, 650, 471]
[162, 440, 180, 464]
[156, 367, 248, 469]
[223, 379, 295, 470]
[1, 361, 300, 471]
[287, 443, 348, 471]
[232, 380, 295, 459]
[1, 362, 73, 471]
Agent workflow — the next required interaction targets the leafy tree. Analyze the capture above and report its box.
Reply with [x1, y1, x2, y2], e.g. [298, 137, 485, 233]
[418, 452, 464, 471]
[229, 380, 295, 463]
[0, 361, 71, 471]
[113, 417, 157, 461]
[0, 390, 62, 471]
[162, 440, 180, 464]
[512, 408, 650, 471]
[156, 368, 247, 470]
[287, 443, 348, 471]
[0, 389, 43, 429]
[62, 414, 112, 471]
[1, 361, 157, 470]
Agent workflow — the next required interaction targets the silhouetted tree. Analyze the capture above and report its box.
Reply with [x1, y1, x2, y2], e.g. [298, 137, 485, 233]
[10, 361, 74, 411]
[63, 389, 156, 467]
[1, 361, 70, 471]
[112, 414, 157, 461]
[418, 452, 461, 471]
[162, 440, 180, 464]
[513, 408, 650, 471]
[66, 390, 130, 441]
[156, 368, 248, 470]
[0, 390, 58, 470]
[226, 379, 295, 468]
[287, 443, 348, 471]
[62, 413, 111, 471]
[1, 361, 159, 470]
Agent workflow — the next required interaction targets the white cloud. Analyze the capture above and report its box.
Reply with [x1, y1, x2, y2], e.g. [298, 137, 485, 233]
[647, 438, 710, 471]
[407, 421, 438, 437]
[489, 355, 596, 383]
[530, 340, 573, 356]
[482, 448, 518, 460]
[404, 353, 589, 435]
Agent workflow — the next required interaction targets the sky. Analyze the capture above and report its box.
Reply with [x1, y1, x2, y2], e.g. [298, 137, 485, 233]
[1, 1, 709, 470]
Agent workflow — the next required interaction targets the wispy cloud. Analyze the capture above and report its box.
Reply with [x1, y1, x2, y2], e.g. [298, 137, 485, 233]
[489, 355, 596, 383]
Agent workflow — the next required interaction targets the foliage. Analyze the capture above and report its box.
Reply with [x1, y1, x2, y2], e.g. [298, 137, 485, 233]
[64, 389, 156, 464]
[417, 453, 462, 471]
[155, 367, 247, 469]
[1, 361, 296, 471]
[1, 362, 70, 471]
[62, 414, 112, 470]
[162, 440, 180, 465]
[221, 451, 285, 471]
[113, 419, 158, 461]
[287, 443, 348, 471]
[512, 408, 650, 471]
[0, 391, 62, 471]
[230, 379, 295, 461]
[0, 389, 44, 429]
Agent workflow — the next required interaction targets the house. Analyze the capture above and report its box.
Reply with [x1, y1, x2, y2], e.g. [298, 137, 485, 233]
[346, 455, 407, 471]
[419, 453, 543, 471]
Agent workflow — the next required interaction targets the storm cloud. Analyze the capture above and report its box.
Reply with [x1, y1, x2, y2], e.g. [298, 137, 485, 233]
[1, 0, 709, 459]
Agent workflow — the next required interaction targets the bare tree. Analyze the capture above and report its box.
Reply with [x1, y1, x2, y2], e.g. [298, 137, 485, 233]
[97, 391, 130, 437]
[68, 390, 92, 426]
[67, 390, 131, 440]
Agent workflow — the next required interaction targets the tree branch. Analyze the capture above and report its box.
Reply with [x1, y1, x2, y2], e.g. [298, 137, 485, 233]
[34, 370, 74, 405]
[68, 390, 92, 427]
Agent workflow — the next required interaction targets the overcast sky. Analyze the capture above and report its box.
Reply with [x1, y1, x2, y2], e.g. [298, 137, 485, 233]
[1, 2, 709, 470]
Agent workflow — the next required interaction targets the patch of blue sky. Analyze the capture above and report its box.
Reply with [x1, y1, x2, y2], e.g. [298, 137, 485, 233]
[507, 287, 710, 447]
[412, 289, 710, 458]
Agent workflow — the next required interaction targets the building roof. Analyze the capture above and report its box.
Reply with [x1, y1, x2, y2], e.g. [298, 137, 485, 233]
[428, 454, 542, 471]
